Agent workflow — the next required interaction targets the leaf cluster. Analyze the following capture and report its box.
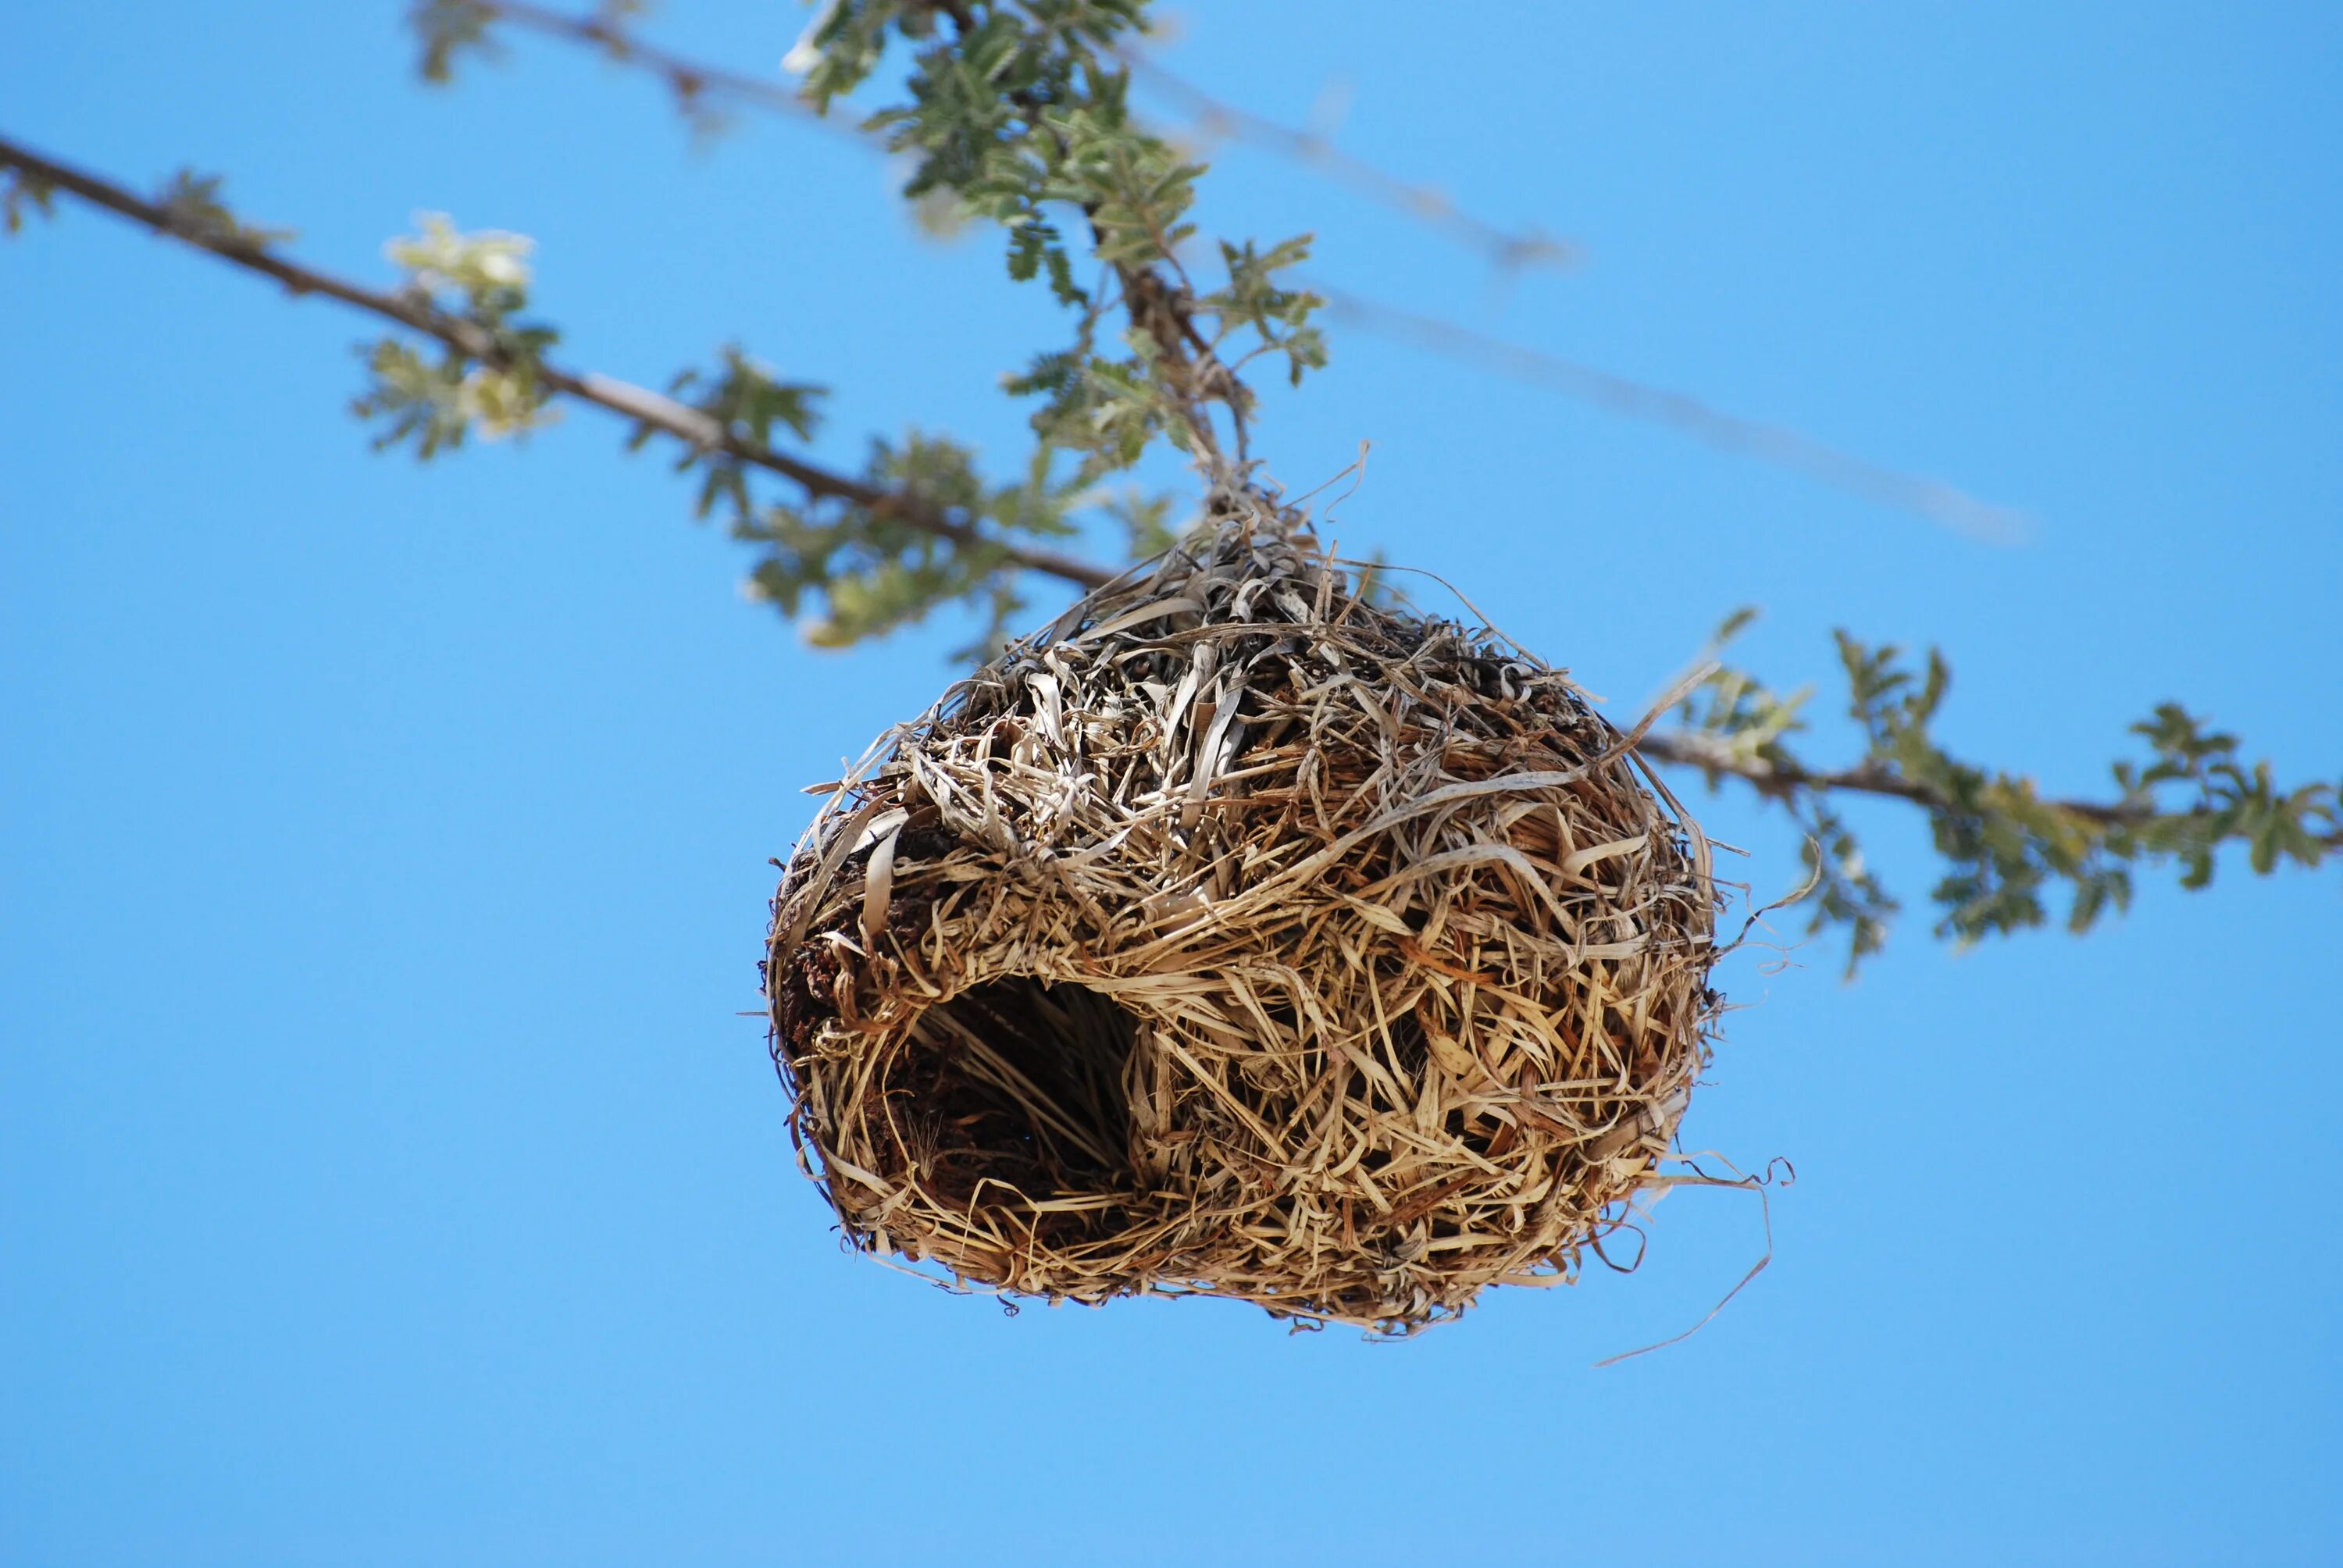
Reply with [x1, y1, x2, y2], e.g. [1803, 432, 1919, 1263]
[1674, 615, 2341, 972]
[412, 0, 501, 84]
[152, 170, 297, 249]
[351, 215, 561, 456]
[2, 165, 55, 234]
[617, 348, 1128, 654]
[1671, 615, 1895, 970]
[2113, 704, 2340, 886]
[644, 347, 1100, 657]
[746, 432, 1087, 657]
[385, 0, 1232, 647]
[798, 0, 1323, 471]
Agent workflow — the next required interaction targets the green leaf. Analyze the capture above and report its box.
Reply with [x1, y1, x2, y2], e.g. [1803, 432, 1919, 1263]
[2, 166, 57, 235]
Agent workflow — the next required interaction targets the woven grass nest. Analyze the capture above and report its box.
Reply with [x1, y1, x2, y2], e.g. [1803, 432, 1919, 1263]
[766, 498, 1723, 1335]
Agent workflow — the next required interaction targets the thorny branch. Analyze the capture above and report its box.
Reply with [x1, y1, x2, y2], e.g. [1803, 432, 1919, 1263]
[0, 134, 1112, 592]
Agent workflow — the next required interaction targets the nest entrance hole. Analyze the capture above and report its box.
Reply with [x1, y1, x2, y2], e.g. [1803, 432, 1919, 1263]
[897, 978, 1142, 1211]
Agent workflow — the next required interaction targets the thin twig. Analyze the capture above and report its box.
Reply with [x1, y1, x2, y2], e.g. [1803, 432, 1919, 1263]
[1314, 283, 2030, 544]
[476, 0, 858, 140]
[1113, 47, 1576, 273]
[0, 133, 1116, 592]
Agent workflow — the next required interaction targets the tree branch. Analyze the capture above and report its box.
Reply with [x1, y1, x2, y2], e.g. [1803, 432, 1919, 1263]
[1636, 728, 2343, 849]
[0, 132, 1117, 593]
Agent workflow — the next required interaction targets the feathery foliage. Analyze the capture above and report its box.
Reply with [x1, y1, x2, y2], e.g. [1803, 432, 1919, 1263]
[1659, 615, 2339, 971]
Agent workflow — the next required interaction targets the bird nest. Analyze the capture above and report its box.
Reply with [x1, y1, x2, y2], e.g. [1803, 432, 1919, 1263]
[765, 501, 1722, 1334]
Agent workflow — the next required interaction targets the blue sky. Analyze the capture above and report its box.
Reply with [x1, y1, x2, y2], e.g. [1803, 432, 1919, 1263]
[3, 3, 2338, 1564]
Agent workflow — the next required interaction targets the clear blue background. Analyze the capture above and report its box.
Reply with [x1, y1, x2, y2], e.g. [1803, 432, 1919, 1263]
[4, 4, 2338, 1563]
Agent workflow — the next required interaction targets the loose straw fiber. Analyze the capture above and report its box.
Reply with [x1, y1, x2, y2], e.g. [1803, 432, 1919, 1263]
[766, 503, 1721, 1334]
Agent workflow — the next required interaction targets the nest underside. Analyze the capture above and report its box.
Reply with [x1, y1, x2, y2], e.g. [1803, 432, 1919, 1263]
[769, 512, 1720, 1334]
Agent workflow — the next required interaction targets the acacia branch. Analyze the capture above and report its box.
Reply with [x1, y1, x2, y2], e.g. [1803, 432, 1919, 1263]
[1635, 729, 2343, 849]
[0, 133, 1117, 592]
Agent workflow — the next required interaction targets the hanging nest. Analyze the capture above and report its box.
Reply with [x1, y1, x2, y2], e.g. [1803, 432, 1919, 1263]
[765, 499, 1722, 1334]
